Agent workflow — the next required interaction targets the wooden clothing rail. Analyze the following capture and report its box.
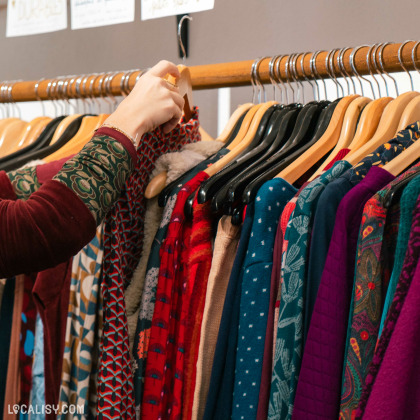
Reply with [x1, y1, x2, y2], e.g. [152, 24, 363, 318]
[2, 41, 420, 103]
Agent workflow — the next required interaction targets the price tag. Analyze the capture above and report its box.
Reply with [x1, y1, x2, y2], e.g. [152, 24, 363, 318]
[71, 0, 135, 30]
[6, 0, 67, 37]
[141, 0, 214, 20]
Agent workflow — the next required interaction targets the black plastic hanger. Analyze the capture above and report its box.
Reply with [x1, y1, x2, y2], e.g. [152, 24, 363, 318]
[1, 114, 93, 172]
[222, 101, 327, 211]
[242, 99, 339, 204]
[197, 106, 284, 209]
[215, 106, 302, 214]
[0, 116, 66, 167]
[158, 109, 249, 208]
[383, 170, 420, 208]
[183, 106, 280, 218]
[195, 105, 279, 205]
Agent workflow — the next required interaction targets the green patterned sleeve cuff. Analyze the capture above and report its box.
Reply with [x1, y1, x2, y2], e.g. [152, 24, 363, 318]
[53, 134, 135, 225]
[8, 166, 41, 200]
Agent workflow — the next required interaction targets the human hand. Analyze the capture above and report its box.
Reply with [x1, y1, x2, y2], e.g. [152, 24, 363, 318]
[104, 60, 185, 143]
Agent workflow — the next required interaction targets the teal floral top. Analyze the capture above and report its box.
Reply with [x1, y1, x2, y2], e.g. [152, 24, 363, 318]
[269, 160, 351, 420]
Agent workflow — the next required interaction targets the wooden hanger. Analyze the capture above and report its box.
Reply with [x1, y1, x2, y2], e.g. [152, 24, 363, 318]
[345, 91, 420, 166]
[0, 119, 27, 157]
[204, 101, 277, 177]
[223, 104, 261, 150]
[0, 118, 20, 137]
[16, 117, 52, 150]
[310, 96, 371, 179]
[43, 114, 109, 163]
[49, 114, 82, 145]
[217, 103, 254, 143]
[145, 103, 255, 199]
[165, 64, 194, 121]
[346, 97, 393, 152]
[396, 95, 420, 133]
[383, 137, 420, 176]
[277, 95, 359, 184]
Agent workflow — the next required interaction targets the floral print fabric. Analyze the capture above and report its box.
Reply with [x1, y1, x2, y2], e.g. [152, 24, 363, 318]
[269, 161, 351, 420]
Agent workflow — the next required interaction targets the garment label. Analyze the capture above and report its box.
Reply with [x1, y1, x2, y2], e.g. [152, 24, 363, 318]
[71, 0, 135, 30]
[141, 0, 214, 20]
[6, 0, 67, 37]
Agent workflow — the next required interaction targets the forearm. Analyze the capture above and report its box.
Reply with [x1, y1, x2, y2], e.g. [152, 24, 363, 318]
[53, 127, 137, 225]
[0, 128, 137, 278]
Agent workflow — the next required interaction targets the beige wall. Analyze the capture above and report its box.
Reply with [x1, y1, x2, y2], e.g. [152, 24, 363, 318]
[1, 0, 419, 135]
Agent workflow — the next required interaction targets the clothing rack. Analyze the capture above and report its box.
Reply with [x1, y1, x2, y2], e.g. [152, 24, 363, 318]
[1, 40, 420, 103]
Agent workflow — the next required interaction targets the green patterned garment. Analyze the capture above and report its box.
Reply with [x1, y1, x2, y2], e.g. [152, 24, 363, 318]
[7, 166, 41, 200]
[54, 134, 135, 225]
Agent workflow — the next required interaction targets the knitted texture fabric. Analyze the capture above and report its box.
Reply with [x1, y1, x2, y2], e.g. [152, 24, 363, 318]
[191, 216, 240, 420]
[141, 172, 208, 420]
[97, 111, 200, 419]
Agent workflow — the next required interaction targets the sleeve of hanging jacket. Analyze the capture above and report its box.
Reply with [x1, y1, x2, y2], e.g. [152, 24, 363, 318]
[0, 127, 137, 279]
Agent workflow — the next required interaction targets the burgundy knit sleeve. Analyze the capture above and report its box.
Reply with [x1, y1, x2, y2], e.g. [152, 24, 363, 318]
[0, 127, 137, 278]
[0, 171, 17, 200]
[0, 180, 96, 278]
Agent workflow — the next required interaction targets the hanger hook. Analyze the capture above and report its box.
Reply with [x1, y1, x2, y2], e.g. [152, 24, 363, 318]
[372, 43, 389, 97]
[337, 47, 350, 95]
[311, 50, 327, 100]
[81, 74, 95, 114]
[339, 47, 356, 95]
[178, 15, 192, 63]
[34, 78, 46, 116]
[398, 40, 415, 91]
[52, 78, 64, 115]
[89, 73, 103, 114]
[366, 44, 381, 98]
[9, 81, 21, 120]
[285, 54, 296, 103]
[46, 79, 58, 117]
[350, 45, 375, 98]
[326, 48, 343, 98]
[292, 53, 305, 103]
[250, 58, 258, 103]
[331, 48, 345, 97]
[307, 52, 320, 101]
[255, 56, 269, 103]
[300, 52, 316, 102]
[377, 42, 399, 96]
[269, 55, 283, 102]
[276, 56, 289, 104]
[411, 41, 420, 84]
[65, 76, 78, 114]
